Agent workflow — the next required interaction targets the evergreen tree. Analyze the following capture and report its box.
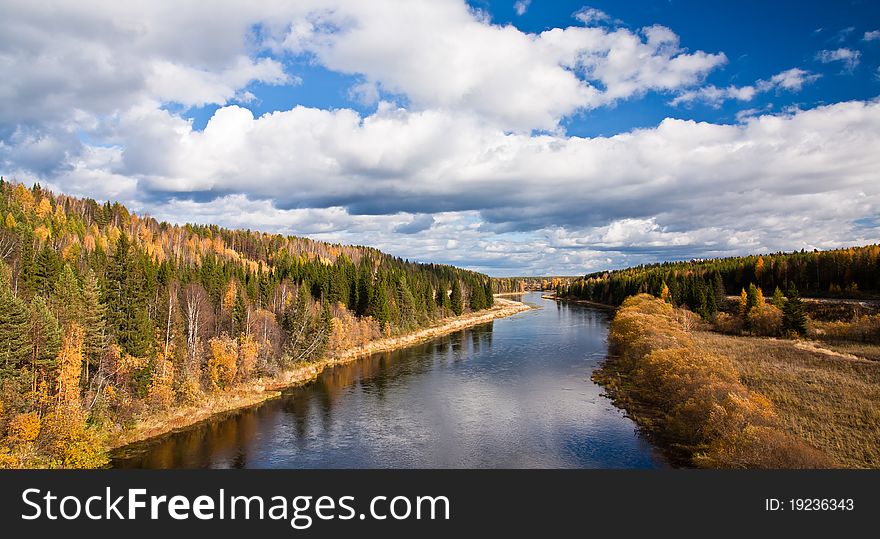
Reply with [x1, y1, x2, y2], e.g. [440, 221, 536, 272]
[782, 284, 807, 336]
[356, 266, 372, 316]
[0, 264, 30, 376]
[745, 284, 759, 315]
[80, 269, 106, 378]
[53, 264, 82, 329]
[435, 283, 447, 309]
[31, 246, 61, 296]
[771, 286, 786, 310]
[368, 278, 391, 328]
[450, 279, 463, 316]
[469, 281, 486, 311]
[712, 272, 726, 307]
[28, 295, 61, 384]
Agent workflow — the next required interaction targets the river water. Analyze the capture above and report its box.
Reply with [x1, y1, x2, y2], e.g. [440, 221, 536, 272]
[112, 293, 664, 468]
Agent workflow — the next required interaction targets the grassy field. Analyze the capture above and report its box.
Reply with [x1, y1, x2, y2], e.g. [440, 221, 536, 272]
[694, 332, 880, 468]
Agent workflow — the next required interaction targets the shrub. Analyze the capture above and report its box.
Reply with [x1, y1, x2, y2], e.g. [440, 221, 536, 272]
[748, 305, 783, 337]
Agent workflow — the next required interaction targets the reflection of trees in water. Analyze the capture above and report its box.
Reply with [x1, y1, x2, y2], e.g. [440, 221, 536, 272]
[119, 319, 502, 467]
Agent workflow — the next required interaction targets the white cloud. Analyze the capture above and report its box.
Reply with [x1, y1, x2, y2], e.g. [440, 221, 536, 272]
[815, 48, 862, 71]
[671, 67, 819, 107]
[272, 2, 725, 131]
[5, 99, 878, 274]
[514, 0, 531, 16]
[573, 7, 610, 25]
[756, 67, 821, 92]
[0, 0, 877, 275]
[864, 30, 880, 41]
[670, 85, 756, 108]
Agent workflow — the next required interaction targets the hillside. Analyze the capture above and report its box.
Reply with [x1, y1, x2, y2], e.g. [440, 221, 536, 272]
[0, 179, 495, 468]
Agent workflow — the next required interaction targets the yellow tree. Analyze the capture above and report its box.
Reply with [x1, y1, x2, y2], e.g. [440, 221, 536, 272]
[36, 197, 53, 220]
[56, 324, 84, 407]
[739, 288, 749, 318]
[207, 335, 238, 390]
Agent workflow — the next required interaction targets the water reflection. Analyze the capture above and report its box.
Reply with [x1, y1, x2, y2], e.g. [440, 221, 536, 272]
[113, 293, 663, 469]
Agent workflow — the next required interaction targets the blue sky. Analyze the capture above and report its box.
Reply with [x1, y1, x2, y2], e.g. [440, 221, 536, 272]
[1, 0, 879, 275]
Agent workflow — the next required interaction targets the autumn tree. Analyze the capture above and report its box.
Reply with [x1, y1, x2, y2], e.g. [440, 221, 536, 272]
[56, 324, 84, 406]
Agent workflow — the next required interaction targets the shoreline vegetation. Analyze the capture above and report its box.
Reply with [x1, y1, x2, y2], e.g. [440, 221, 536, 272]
[0, 180, 503, 469]
[109, 297, 531, 452]
[595, 294, 835, 468]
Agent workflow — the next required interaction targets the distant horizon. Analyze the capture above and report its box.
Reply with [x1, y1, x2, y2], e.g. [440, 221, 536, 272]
[1, 0, 879, 275]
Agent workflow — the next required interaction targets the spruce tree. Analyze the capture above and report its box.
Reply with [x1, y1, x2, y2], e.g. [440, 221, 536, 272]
[782, 284, 807, 336]
[0, 264, 30, 376]
[81, 269, 106, 380]
[469, 281, 486, 311]
[29, 295, 61, 382]
[53, 264, 83, 329]
[368, 277, 391, 328]
[450, 279, 463, 316]
[771, 286, 786, 310]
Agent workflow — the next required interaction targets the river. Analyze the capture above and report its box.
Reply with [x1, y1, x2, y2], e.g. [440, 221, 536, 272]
[111, 293, 664, 468]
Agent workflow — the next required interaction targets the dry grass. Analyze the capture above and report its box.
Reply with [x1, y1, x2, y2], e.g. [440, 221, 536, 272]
[599, 294, 833, 469]
[109, 298, 532, 450]
[694, 332, 880, 468]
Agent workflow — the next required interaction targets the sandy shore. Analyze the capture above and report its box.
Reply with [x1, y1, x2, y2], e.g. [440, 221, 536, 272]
[109, 297, 532, 451]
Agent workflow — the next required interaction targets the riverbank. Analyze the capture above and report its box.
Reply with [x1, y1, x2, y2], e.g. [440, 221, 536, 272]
[109, 297, 532, 451]
[596, 294, 834, 468]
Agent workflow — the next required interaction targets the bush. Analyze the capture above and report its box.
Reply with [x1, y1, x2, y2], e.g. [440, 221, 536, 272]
[7, 412, 41, 444]
[38, 406, 107, 469]
[748, 305, 783, 337]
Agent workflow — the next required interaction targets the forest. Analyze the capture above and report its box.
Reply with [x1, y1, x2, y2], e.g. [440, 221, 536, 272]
[0, 179, 494, 468]
[557, 246, 880, 314]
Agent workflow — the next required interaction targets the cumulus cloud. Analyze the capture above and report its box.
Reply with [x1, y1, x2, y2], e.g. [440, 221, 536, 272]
[815, 48, 862, 71]
[864, 30, 880, 41]
[0, 0, 877, 275]
[271, 2, 725, 131]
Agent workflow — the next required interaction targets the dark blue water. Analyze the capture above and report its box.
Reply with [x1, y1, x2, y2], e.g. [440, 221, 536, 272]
[112, 293, 664, 468]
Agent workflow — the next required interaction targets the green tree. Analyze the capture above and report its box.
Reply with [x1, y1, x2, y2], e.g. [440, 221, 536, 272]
[80, 269, 106, 380]
[771, 286, 786, 310]
[52, 264, 82, 329]
[368, 277, 391, 328]
[0, 263, 30, 377]
[28, 295, 61, 387]
[782, 284, 807, 336]
[469, 281, 487, 311]
[450, 279, 463, 316]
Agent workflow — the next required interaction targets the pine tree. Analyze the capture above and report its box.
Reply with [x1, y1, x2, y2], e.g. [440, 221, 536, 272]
[356, 266, 372, 316]
[469, 281, 486, 311]
[712, 272, 726, 307]
[28, 295, 61, 388]
[435, 283, 447, 309]
[53, 264, 82, 329]
[368, 278, 391, 328]
[771, 286, 786, 310]
[80, 269, 106, 380]
[782, 284, 807, 336]
[0, 263, 30, 376]
[450, 279, 463, 316]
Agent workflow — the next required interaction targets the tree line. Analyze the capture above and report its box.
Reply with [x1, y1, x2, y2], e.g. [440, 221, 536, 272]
[0, 179, 493, 467]
[557, 246, 880, 308]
